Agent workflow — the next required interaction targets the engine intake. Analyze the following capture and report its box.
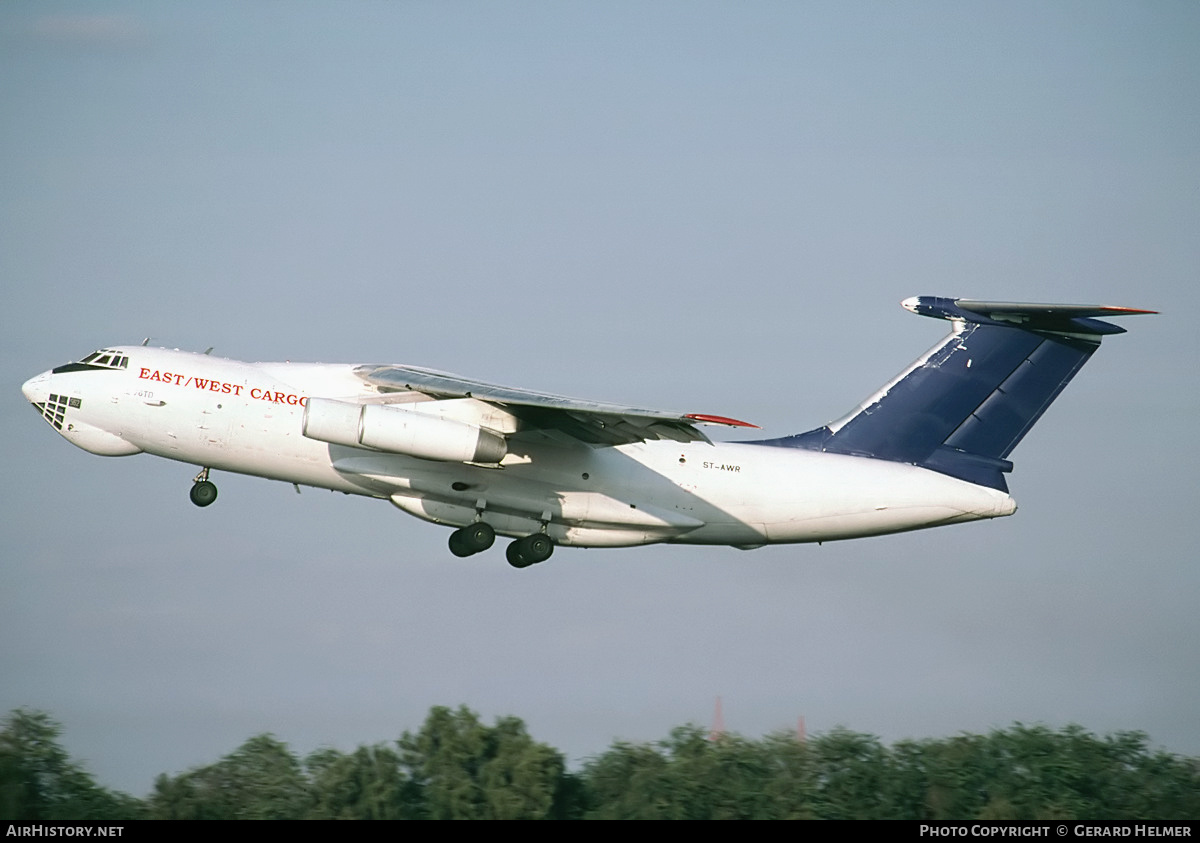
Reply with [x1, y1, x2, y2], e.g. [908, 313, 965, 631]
[302, 398, 507, 464]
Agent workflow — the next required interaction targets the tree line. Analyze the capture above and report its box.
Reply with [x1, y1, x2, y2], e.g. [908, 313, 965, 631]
[2, 706, 1196, 820]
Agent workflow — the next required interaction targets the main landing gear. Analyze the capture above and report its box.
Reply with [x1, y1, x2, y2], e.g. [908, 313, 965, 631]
[190, 468, 217, 507]
[448, 522, 496, 557]
[505, 534, 554, 569]
[447, 524, 555, 568]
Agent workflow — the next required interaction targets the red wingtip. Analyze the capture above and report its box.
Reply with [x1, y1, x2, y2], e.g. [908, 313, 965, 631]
[685, 413, 761, 429]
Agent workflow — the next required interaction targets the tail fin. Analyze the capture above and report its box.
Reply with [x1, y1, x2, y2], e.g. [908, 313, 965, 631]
[759, 296, 1154, 491]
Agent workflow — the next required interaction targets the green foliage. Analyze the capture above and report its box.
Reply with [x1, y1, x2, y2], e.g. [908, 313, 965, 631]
[398, 705, 572, 819]
[583, 726, 813, 819]
[146, 705, 575, 819]
[6, 706, 1198, 820]
[856, 724, 1200, 821]
[581, 738, 673, 819]
[0, 709, 141, 821]
[306, 744, 418, 819]
[807, 727, 891, 818]
[148, 733, 309, 820]
[579, 723, 1200, 820]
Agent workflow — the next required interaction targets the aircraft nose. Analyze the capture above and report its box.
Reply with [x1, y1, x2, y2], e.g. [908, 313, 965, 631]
[22, 371, 50, 404]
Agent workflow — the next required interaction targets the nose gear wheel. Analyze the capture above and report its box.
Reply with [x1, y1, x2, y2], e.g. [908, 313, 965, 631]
[190, 480, 217, 507]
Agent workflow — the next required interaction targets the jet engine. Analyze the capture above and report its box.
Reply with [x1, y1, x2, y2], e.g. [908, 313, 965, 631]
[302, 397, 507, 464]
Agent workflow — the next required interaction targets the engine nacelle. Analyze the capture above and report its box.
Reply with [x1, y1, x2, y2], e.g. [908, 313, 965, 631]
[302, 397, 507, 464]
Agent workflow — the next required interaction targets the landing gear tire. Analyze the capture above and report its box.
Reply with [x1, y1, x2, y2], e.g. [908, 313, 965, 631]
[190, 480, 218, 507]
[449, 522, 496, 557]
[461, 522, 496, 553]
[506, 542, 532, 568]
[506, 534, 553, 568]
[448, 531, 472, 557]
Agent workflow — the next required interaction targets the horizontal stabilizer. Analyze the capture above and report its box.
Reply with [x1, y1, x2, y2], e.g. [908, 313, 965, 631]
[902, 296, 1155, 336]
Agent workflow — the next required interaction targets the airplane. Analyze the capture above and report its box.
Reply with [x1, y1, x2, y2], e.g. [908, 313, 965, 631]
[22, 296, 1152, 568]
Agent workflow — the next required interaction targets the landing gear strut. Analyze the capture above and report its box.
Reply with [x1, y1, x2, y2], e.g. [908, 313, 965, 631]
[190, 468, 217, 507]
[506, 534, 554, 569]
[448, 522, 496, 557]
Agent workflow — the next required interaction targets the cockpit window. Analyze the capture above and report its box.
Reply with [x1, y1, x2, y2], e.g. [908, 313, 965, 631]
[52, 349, 130, 374]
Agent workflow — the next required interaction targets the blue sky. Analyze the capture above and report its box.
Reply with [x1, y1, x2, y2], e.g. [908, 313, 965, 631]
[2, 1, 1197, 794]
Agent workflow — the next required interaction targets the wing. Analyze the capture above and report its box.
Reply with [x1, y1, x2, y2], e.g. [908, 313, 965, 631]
[354, 364, 757, 446]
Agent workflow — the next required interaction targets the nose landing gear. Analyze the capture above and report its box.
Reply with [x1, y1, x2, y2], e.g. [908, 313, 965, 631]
[190, 468, 217, 507]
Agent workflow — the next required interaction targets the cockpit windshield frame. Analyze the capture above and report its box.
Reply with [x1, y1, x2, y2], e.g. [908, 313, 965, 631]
[51, 349, 131, 374]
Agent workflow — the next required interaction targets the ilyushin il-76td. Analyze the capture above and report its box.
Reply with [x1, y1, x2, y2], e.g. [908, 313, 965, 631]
[23, 296, 1151, 568]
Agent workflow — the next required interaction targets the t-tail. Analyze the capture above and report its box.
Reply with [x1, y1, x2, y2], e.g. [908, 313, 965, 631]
[756, 296, 1154, 491]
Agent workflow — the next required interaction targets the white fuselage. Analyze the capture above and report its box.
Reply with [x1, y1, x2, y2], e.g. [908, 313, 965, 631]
[23, 347, 1017, 549]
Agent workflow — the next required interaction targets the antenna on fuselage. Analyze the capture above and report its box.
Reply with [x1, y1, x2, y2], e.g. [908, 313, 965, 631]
[203, 347, 213, 355]
[141, 338, 150, 346]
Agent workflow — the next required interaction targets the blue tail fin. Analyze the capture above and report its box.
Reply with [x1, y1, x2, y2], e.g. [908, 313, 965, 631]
[757, 297, 1153, 491]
